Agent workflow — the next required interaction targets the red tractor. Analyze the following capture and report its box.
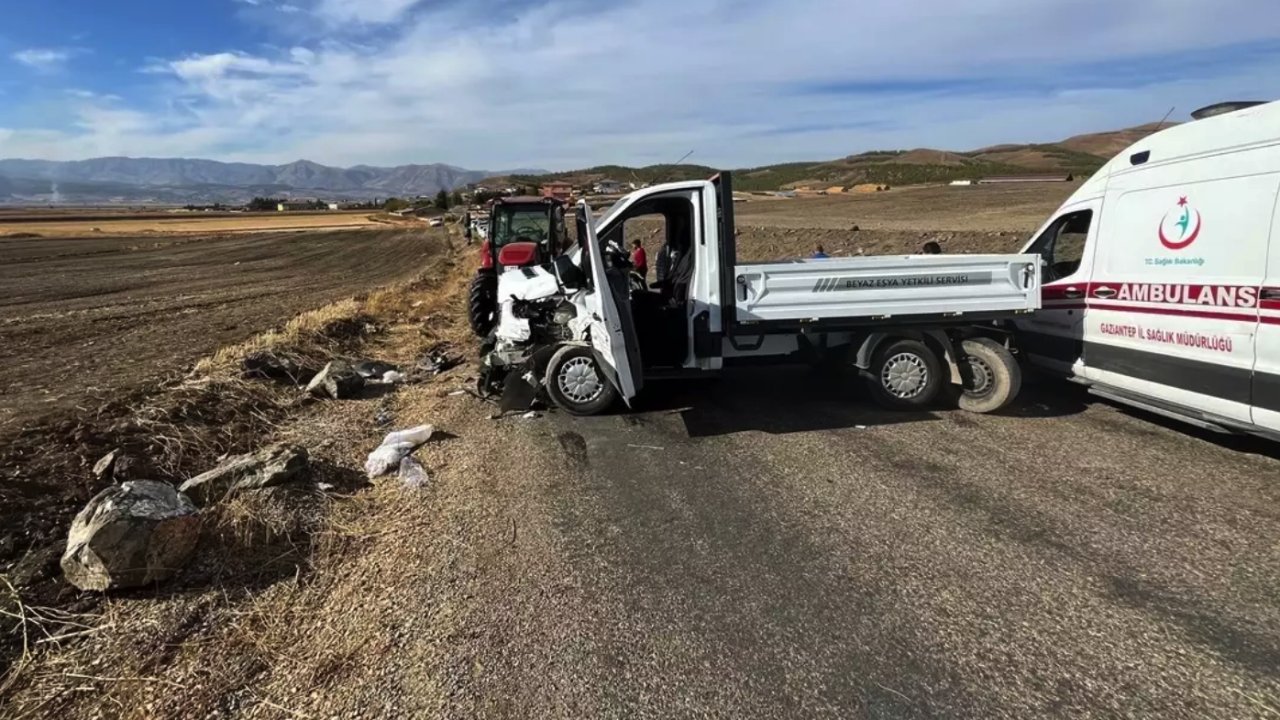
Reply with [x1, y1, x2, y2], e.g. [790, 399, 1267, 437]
[468, 196, 570, 337]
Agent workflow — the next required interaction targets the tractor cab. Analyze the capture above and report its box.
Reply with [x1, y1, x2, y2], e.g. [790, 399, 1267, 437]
[469, 196, 570, 336]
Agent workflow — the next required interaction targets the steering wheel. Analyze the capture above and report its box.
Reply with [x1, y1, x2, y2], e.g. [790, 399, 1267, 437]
[513, 225, 543, 240]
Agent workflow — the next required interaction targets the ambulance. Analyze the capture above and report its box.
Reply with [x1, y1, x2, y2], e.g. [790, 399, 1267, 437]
[1016, 100, 1280, 439]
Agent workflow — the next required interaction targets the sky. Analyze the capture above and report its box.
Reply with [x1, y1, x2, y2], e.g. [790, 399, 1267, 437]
[0, 0, 1279, 171]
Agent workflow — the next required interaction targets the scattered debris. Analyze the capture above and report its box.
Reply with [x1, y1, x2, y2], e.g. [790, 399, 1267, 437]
[398, 456, 430, 489]
[855, 424, 868, 430]
[521, 411, 540, 419]
[447, 390, 467, 397]
[381, 370, 407, 384]
[306, 360, 365, 399]
[627, 444, 665, 451]
[242, 351, 312, 384]
[364, 425, 435, 479]
[374, 407, 395, 426]
[61, 480, 200, 591]
[418, 342, 462, 376]
[317, 482, 336, 492]
[92, 448, 122, 481]
[178, 443, 310, 506]
[353, 360, 398, 379]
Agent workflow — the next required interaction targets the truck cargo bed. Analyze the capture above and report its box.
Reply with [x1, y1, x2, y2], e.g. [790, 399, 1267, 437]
[733, 254, 1041, 325]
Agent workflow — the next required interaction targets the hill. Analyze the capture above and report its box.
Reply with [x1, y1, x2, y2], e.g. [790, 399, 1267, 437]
[0, 157, 547, 205]
[484, 122, 1172, 193]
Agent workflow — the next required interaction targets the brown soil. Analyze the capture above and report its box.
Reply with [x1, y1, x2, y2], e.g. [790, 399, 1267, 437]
[0, 211, 385, 237]
[733, 182, 1074, 232]
[0, 228, 444, 430]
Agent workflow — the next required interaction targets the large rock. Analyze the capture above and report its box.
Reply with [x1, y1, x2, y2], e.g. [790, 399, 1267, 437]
[305, 361, 364, 399]
[179, 443, 309, 506]
[61, 481, 200, 591]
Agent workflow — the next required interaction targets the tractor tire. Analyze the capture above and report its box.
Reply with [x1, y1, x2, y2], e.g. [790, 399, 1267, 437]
[545, 345, 618, 416]
[865, 338, 943, 411]
[468, 273, 498, 338]
[956, 337, 1021, 414]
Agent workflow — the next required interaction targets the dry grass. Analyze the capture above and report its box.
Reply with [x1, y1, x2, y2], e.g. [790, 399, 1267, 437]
[0, 232, 467, 718]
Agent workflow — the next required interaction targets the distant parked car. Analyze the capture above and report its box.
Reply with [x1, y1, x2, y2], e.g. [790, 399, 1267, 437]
[428, 217, 444, 227]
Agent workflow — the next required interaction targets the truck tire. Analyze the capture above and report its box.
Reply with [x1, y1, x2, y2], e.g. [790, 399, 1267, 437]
[956, 337, 1021, 414]
[545, 345, 618, 416]
[468, 273, 497, 337]
[866, 338, 943, 410]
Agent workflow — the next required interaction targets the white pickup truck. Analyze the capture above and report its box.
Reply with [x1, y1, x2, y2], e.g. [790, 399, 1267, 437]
[480, 172, 1041, 415]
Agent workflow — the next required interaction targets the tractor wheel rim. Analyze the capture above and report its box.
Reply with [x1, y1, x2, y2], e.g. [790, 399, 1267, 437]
[964, 356, 995, 398]
[881, 353, 928, 398]
[559, 356, 603, 404]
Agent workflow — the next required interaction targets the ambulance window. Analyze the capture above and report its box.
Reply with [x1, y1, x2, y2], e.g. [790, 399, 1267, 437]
[1030, 210, 1092, 281]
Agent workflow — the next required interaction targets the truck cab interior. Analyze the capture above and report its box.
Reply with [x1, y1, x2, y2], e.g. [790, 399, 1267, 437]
[597, 193, 698, 369]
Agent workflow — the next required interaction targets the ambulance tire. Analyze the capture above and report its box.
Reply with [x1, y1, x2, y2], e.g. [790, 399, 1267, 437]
[956, 337, 1021, 414]
[468, 273, 497, 337]
[546, 345, 618, 416]
[866, 338, 943, 410]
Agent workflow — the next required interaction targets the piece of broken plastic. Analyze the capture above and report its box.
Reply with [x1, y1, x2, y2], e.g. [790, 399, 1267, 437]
[398, 456, 429, 489]
[364, 425, 435, 478]
[382, 370, 407, 384]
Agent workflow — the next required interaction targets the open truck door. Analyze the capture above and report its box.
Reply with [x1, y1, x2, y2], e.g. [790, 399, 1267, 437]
[577, 201, 644, 405]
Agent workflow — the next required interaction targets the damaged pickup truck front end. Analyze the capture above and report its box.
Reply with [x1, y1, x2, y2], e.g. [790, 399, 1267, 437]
[478, 202, 643, 415]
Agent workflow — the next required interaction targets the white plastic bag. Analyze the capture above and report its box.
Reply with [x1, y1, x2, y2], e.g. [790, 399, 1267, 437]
[364, 425, 435, 479]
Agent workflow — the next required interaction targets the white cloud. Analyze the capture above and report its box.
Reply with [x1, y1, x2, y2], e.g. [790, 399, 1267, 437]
[3, 0, 1280, 167]
[312, 0, 420, 24]
[11, 48, 75, 72]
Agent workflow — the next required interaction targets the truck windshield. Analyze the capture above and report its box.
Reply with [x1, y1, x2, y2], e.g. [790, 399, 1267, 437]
[492, 208, 550, 248]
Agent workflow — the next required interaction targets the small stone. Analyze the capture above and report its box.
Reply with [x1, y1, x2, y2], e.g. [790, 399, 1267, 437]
[306, 361, 365, 399]
[179, 443, 309, 506]
[92, 449, 121, 480]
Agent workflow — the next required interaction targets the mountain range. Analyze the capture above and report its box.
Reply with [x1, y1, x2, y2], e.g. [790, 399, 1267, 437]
[0, 157, 547, 205]
[489, 123, 1172, 193]
[0, 122, 1170, 205]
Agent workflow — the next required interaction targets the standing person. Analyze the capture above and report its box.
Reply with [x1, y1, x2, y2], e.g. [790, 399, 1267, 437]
[630, 239, 648, 279]
[812, 244, 829, 259]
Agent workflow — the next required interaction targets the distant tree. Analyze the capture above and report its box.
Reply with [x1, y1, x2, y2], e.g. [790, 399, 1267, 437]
[383, 197, 410, 212]
[247, 196, 284, 212]
[450, 190, 464, 207]
[434, 190, 449, 210]
[473, 188, 494, 204]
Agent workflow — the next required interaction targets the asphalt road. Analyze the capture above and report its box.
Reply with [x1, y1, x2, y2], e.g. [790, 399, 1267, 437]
[457, 369, 1280, 718]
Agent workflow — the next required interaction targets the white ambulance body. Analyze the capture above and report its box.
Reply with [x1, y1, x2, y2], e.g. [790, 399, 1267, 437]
[1016, 100, 1280, 439]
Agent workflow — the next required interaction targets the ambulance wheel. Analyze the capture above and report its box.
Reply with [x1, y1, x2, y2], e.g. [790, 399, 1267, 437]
[866, 338, 943, 410]
[956, 337, 1021, 414]
[468, 273, 497, 337]
[546, 345, 618, 416]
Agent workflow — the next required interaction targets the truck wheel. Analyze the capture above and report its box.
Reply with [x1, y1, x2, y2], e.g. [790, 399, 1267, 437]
[468, 273, 497, 337]
[866, 338, 943, 410]
[956, 337, 1021, 413]
[545, 345, 618, 416]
